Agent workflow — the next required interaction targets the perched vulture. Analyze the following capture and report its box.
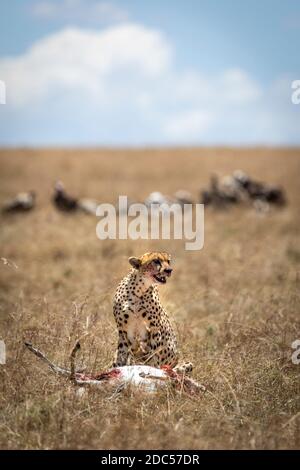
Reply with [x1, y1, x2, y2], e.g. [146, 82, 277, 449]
[200, 175, 239, 208]
[174, 190, 194, 206]
[52, 181, 78, 212]
[77, 198, 99, 215]
[52, 181, 99, 215]
[233, 171, 286, 205]
[144, 191, 173, 207]
[2, 191, 36, 213]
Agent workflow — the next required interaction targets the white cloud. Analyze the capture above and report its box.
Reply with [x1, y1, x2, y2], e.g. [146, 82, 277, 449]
[0, 22, 298, 145]
[0, 24, 172, 107]
[219, 68, 262, 104]
[171, 68, 261, 106]
[31, 0, 129, 24]
[163, 110, 214, 140]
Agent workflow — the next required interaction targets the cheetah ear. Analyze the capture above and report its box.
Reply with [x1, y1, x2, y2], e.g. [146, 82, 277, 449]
[129, 257, 141, 269]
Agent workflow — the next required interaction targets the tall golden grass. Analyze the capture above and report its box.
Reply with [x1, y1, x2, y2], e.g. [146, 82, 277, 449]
[0, 147, 299, 449]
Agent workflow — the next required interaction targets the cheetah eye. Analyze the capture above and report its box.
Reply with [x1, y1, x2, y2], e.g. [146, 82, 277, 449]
[153, 259, 161, 266]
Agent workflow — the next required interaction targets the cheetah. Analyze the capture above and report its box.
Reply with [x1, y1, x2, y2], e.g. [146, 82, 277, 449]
[112, 252, 192, 373]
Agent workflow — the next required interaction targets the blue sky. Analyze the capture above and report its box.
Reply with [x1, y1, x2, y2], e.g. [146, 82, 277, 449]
[0, 0, 299, 146]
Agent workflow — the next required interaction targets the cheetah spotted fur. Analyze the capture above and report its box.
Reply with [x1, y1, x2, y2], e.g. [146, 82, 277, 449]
[112, 252, 193, 374]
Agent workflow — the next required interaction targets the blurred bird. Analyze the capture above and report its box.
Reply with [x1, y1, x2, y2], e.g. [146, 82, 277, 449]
[52, 181, 79, 212]
[233, 170, 286, 206]
[220, 175, 245, 202]
[52, 181, 99, 215]
[78, 198, 99, 215]
[145, 191, 172, 207]
[144, 191, 178, 215]
[2, 191, 36, 213]
[200, 174, 239, 208]
[174, 190, 194, 206]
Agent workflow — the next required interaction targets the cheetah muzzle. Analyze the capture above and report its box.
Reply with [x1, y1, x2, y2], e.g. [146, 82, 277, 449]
[153, 274, 167, 284]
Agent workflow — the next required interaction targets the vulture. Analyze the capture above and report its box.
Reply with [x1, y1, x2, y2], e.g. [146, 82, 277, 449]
[200, 175, 239, 208]
[145, 191, 172, 207]
[144, 191, 185, 214]
[233, 171, 286, 206]
[2, 191, 36, 213]
[174, 190, 194, 206]
[52, 181, 99, 215]
[52, 181, 78, 212]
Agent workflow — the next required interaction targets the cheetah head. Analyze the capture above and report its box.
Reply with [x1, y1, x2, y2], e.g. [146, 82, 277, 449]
[129, 252, 172, 285]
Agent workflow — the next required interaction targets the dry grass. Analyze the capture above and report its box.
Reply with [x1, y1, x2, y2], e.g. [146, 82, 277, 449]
[0, 147, 299, 450]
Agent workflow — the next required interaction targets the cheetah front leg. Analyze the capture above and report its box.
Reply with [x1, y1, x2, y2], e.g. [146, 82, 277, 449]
[113, 331, 129, 367]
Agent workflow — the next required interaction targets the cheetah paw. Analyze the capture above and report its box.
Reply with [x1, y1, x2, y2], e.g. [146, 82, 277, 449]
[174, 362, 193, 375]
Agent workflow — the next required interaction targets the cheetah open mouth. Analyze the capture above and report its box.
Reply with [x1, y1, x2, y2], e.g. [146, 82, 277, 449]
[153, 274, 167, 284]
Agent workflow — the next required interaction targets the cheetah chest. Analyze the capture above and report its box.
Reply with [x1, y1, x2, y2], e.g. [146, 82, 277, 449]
[124, 300, 150, 348]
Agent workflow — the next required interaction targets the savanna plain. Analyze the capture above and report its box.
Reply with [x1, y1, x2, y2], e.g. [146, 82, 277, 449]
[0, 147, 299, 449]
